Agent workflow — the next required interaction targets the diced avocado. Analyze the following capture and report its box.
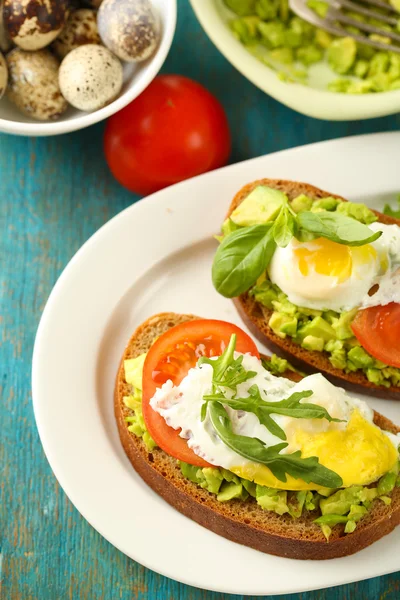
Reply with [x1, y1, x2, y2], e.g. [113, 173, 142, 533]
[269, 311, 297, 338]
[284, 29, 302, 48]
[329, 348, 347, 370]
[297, 316, 335, 344]
[298, 307, 322, 318]
[224, 0, 256, 16]
[320, 486, 363, 516]
[124, 353, 146, 389]
[328, 79, 351, 93]
[358, 487, 378, 505]
[366, 368, 391, 388]
[221, 217, 241, 239]
[348, 504, 368, 521]
[390, 79, 400, 90]
[336, 201, 377, 225]
[291, 194, 313, 213]
[353, 59, 369, 79]
[256, 0, 279, 20]
[256, 486, 289, 515]
[368, 52, 390, 77]
[230, 16, 260, 44]
[302, 335, 324, 352]
[314, 28, 333, 49]
[378, 464, 399, 496]
[379, 495, 392, 505]
[258, 21, 285, 49]
[123, 389, 142, 411]
[201, 468, 224, 494]
[217, 481, 248, 502]
[311, 197, 340, 212]
[127, 422, 143, 437]
[383, 368, 400, 386]
[344, 520, 356, 533]
[288, 490, 307, 518]
[321, 523, 332, 540]
[325, 339, 343, 353]
[265, 354, 291, 375]
[296, 44, 322, 66]
[347, 346, 375, 369]
[180, 462, 202, 484]
[242, 478, 257, 497]
[328, 37, 357, 74]
[142, 431, 157, 451]
[307, 0, 329, 18]
[305, 490, 318, 511]
[250, 280, 279, 308]
[271, 298, 297, 316]
[370, 73, 392, 92]
[230, 186, 287, 226]
[270, 47, 294, 64]
[332, 308, 358, 340]
[389, 53, 400, 80]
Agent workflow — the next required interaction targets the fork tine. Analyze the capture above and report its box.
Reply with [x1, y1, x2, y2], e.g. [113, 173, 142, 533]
[332, 0, 399, 25]
[327, 7, 400, 43]
[353, 0, 400, 12]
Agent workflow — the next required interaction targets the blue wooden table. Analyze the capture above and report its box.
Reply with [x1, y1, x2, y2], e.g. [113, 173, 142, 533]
[1, 1, 400, 598]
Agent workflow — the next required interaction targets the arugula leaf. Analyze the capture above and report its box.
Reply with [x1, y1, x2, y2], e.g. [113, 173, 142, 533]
[212, 224, 276, 298]
[209, 402, 343, 488]
[272, 206, 296, 248]
[384, 195, 400, 219]
[296, 210, 382, 247]
[204, 386, 343, 440]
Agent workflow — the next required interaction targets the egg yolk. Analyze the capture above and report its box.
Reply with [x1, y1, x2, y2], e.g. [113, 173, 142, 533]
[231, 410, 397, 491]
[294, 238, 377, 283]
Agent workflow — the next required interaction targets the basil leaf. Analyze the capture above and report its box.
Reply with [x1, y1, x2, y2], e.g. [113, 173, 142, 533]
[296, 210, 382, 246]
[209, 402, 343, 488]
[212, 224, 276, 298]
[272, 206, 296, 248]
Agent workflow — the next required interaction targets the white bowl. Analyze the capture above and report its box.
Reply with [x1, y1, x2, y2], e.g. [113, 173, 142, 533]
[0, 0, 177, 136]
[190, 0, 400, 121]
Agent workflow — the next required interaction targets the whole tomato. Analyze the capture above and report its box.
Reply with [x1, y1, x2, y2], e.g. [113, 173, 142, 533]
[104, 75, 231, 195]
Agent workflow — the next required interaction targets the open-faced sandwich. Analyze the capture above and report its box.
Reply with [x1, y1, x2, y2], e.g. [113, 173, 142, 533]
[212, 179, 400, 399]
[115, 313, 400, 560]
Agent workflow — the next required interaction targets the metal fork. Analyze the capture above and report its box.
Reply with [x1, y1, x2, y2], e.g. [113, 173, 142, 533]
[289, 0, 400, 53]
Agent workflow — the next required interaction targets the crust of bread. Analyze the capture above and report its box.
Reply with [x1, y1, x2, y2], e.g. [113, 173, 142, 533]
[115, 312, 400, 560]
[225, 178, 400, 400]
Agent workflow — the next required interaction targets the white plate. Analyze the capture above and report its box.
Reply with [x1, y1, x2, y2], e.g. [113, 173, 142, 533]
[32, 131, 400, 597]
[190, 0, 400, 121]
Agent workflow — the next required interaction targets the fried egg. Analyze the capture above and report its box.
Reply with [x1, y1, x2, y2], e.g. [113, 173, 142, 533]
[268, 223, 400, 312]
[150, 353, 399, 491]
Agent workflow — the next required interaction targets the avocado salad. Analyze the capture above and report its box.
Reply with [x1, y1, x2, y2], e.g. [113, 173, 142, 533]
[123, 350, 400, 541]
[223, 0, 400, 93]
[212, 186, 400, 389]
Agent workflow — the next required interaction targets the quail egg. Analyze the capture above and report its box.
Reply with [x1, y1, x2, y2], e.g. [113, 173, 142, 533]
[6, 48, 68, 120]
[0, 52, 8, 99]
[59, 44, 123, 111]
[3, 0, 69, 51]
[97, 0, 160, 63]
[52, 9, 100, 59]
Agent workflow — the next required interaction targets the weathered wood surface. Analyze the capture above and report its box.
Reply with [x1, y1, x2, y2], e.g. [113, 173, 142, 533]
[1, 1, 399, 598]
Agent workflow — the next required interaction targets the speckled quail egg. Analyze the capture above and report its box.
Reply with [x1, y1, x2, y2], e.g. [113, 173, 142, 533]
[0, 0, 12, 52]
[52, 9, 100, 59]
[3, 0, 69, 51]
[97, 0, 160, 63]
[6, 48, 68, 120]
[59, 44, 123, 111]
[0, 52, 8, 99]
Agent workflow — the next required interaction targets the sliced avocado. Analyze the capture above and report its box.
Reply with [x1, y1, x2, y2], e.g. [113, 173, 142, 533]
[124, 353, 147, 389]
[302, 335, 324, 352]
[269, 311, 297, 338]
[223, 0, 256, 16]
[291, 194, 313, 213]
[297, 316, 335, 344]
[230, 186, 287, 226]
[347, 346, 375, 369]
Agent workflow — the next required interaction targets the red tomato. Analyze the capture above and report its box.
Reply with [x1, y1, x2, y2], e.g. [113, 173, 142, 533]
[142, 319, 259, 466]
[104, 75, 231, 195]
[351, 303, 400, 368]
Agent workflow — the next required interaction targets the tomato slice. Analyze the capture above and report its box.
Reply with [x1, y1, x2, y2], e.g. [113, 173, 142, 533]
[142, 319, 259, 467]
[351, 303, 400, 369]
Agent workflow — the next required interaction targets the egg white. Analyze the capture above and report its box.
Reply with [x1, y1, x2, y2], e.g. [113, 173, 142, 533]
[268, 222, 400, 312]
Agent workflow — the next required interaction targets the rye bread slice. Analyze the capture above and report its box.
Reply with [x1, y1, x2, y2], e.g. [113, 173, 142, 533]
[224, 178, 400, 400]
[115, 312, 400, 560]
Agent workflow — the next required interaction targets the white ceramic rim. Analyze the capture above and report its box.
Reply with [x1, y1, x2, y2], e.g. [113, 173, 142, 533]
[190, 0, 400, 121]
[32, 131, 400, 596]
[0, 0, 177, 137]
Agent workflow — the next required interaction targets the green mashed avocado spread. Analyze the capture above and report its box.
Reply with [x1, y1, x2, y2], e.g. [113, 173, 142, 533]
[223, 0, 400, 93]
[123, 354, 400, 540]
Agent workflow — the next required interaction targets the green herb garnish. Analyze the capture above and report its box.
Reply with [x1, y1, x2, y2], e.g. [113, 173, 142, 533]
[296, 211, 382, 247]
[384, 194, 400, 219]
